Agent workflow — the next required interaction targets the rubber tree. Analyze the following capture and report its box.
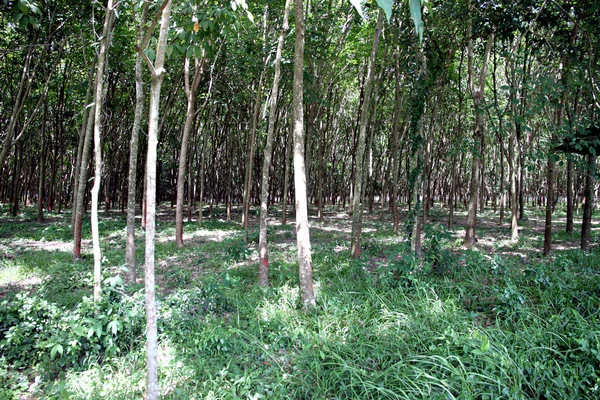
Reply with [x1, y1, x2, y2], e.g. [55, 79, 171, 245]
[175, 54, 205, 248]
[125, 1, 149, 284]
[258, 0, 291, 287]
[464, 8, 494, 246]
[135, 0, 172, 397]
[292, 0, 315, 308]
[349, 9, 384, 258]
[90, 0, 118, 303]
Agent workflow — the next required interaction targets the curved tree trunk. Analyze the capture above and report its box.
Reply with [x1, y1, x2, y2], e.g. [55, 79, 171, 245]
[258, 0, 291, 287]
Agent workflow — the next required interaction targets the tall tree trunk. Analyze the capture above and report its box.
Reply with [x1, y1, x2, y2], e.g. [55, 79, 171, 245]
[125, 2, 149, 283]
[137, 1, 172, 398]
[292, 0, 315, 308]
[258, 0, 291, 287]
[243, 12, 271, 239]
[91, 0, 117, 303]
[464, 21, 494, 246]
[73, 96, 95, 259]
[390, 53, 403, 233]
[37, 103, 48, 223]
[350, 10, 384, 258]
[176, 55, 204, 248]
[0, 32, 38, 171]
[282, 127, 292, 225]
[566, 157, 574, 234]
[581, 155, 595, 252]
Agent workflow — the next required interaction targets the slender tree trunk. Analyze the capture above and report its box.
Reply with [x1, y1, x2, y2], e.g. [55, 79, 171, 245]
[543, 153, 556, 255]
[125, 3, 149, 283]
[37, 104, 48, 223]
[90, 0, 117, 303]
[137, 1, 172, 398]
[390, 55, 403, 233]
[464, 23, 494, 246]
[0, 33, 38, 171]
[243, 13, 271, 239]
[566, 157, 574, 234]
[350, 10, 384, 258]
[282, 128, 292, 224]
[581, 155, 595, 252]
[176, 56, 204, 248]
[258, 0, 290, 287]
[73, 96, 95, 259]
[292, 0, 315, 308]
[72, 63, 95, 229]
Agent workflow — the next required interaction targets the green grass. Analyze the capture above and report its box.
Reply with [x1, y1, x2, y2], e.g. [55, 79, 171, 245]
[1, 205, 599, 398]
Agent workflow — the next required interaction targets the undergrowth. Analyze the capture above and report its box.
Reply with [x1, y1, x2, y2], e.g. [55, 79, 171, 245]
[0, 208, 599, 399]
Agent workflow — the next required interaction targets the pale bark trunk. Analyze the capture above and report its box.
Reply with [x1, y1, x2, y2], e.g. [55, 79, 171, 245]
[258, 0, 291, 287]
[350, 10, 384, 258]
[139, 1, 172, 398]
[293, 0, 315, 308]
[91, 0, 117, 303]
[176, 56, 204, 247]
[125, 3, 148, 283]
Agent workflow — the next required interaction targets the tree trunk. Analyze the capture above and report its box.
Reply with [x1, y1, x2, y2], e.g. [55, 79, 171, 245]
[464, 23, 494, 246]
[581, 155, 595, 252]
[566, 157, 574, 234]
[258, 0, 290, 287]
[243, 13, 271, 239]
[282, 127, 292, 225]
[90, 0, 117, 304]
[138, 1, 172, 398]
[350, 10, 384, 258]
[292, 0, 315, 308]
[125, 2, 148, 283]
[37, 104, 48, 223]
[176, 55, 204, 248]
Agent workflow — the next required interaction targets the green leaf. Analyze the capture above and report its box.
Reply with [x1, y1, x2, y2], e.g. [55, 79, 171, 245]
[51, 343, 63, 359]
[349, 0, 365, 19]
[409, 0, 424, 44]
[376, 0, 393, 22]
[480, 335, 490, 353]
[246, 10, 254, 23]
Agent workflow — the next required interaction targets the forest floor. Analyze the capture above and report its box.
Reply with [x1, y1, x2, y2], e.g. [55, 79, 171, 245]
[1, 203, 599, 399]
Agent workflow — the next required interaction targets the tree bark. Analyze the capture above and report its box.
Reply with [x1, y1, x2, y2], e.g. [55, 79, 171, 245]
[125, 2, 149, 283]
[90, 0, 117, 303]
[581, 155, 595, 252]
[350, 10, 384, 258]
[293, 0, 315, 308]
[176, 55, 204, 248]
[258, 0, 291, 287]
[464, 21, 494, 246]
[137, 1, 172, 398]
